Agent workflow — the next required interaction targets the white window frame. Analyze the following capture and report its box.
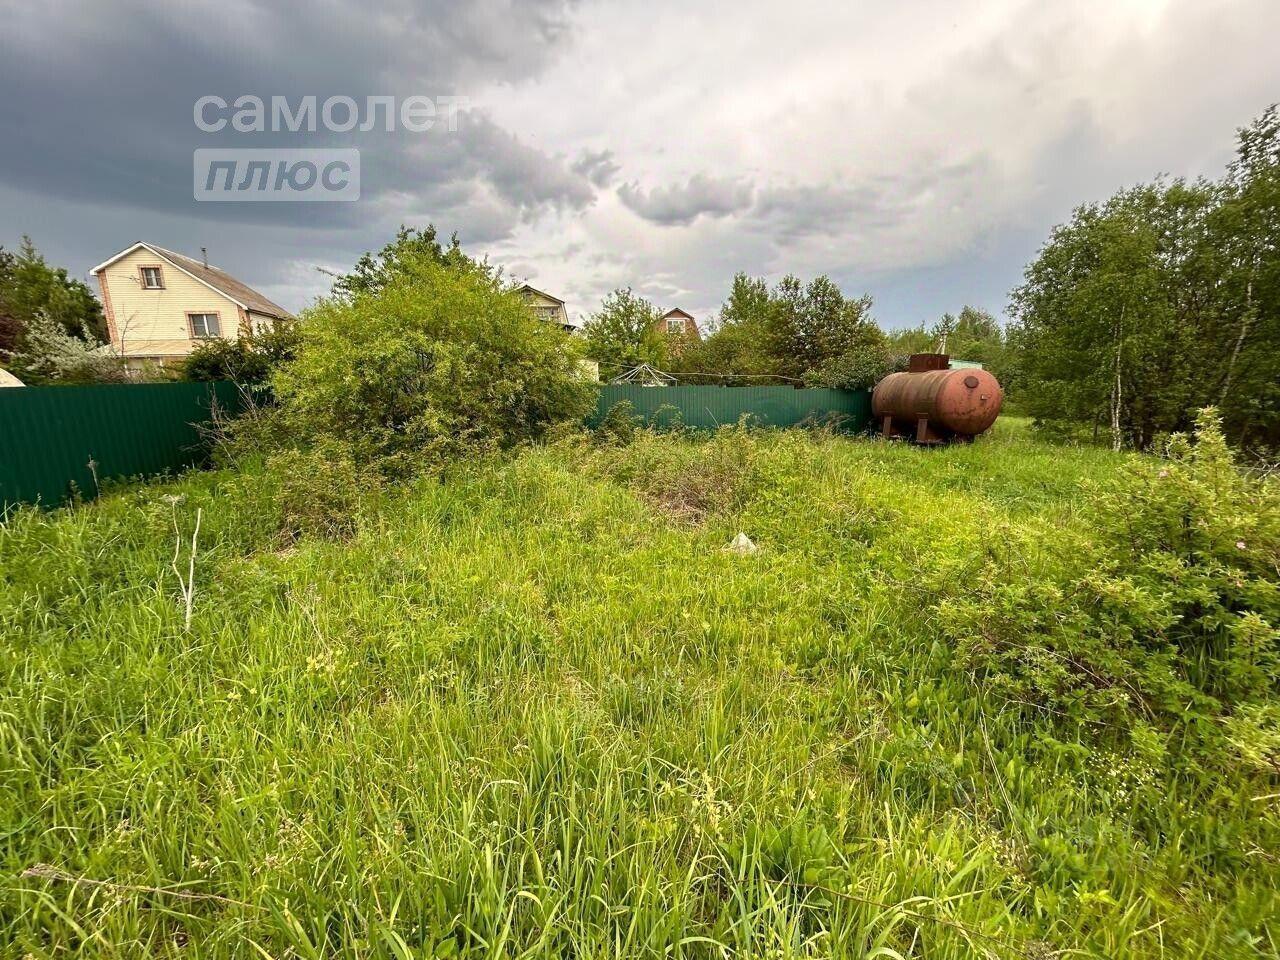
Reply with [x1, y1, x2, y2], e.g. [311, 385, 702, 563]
[187, 312, 222, 338]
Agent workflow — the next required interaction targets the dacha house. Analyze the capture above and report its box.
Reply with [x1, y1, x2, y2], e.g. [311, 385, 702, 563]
[91, 242, 292, 373]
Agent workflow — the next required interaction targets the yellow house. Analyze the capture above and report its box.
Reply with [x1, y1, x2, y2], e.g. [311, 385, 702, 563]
[515, 283, 597, 381]
[517, 284, 579, 331]
[91, 242, 292, 371]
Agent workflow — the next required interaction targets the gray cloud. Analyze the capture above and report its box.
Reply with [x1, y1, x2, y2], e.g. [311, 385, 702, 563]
[747, 156, 995, 241]
[572, 149, 621, 187]
[617, 174, 754, 226]
[3, 0, 1279, 329]
[0, 0, 593, 233]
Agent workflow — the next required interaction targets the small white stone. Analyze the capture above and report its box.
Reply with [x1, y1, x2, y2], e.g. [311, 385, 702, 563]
[725, 532, 758, 555]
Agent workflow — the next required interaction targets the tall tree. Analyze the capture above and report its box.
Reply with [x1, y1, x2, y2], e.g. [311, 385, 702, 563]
[673, 272, 887, 387]
[580, 287, 666, 373]
[1012, 186, 1192, 449]
[1210, 106, 1280, 448]
[1011, 106, 1280, 451]
[0, 237, 107, 344]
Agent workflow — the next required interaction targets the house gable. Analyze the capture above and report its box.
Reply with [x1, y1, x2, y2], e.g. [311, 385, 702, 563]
[518, 284, 576, 330]
[92, 242, 292, 360]
[94, 245, 247, 358]
[659, 308, 701, 341]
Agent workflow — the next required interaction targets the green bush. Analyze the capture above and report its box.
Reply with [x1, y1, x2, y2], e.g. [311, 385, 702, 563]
[802, 345, 892, 390]
[594, 399, 640, 445]
[940, 409, 1279, 735]
[272, 255, 596, 475]
[183, 326, 300, 385]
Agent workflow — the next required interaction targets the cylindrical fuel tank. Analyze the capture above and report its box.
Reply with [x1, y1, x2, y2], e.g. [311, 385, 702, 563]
[872, 367, 1004, 439]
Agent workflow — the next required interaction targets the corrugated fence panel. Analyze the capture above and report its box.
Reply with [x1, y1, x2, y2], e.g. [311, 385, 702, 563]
[590, 384, 871, 432]
[0, 382, 242, 508]
[2, 382, 867, 509]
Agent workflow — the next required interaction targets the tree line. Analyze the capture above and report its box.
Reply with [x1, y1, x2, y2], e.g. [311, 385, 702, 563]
[580, 279, 1012, 390]
[1011, 106, 1279, 452]
[583, 105, 1278, 452]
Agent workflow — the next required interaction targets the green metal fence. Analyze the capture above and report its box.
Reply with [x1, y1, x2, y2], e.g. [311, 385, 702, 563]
[590, 384, 871, 432]
[1, 381, 869, 509]
[1, 382, 243, 509]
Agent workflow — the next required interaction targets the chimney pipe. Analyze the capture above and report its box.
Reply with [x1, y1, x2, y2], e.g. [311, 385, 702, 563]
[200, 247, 208, 269]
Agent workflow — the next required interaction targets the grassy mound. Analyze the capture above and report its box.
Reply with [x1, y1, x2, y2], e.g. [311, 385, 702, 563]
[1, 419, 1275, 958]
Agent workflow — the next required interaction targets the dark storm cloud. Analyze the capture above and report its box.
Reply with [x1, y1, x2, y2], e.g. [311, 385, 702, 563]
[617, 174, 754, 225]
[0, 0, 594, 230]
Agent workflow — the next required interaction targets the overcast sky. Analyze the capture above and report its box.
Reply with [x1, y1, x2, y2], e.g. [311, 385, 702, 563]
[1, 0, 1277, 330]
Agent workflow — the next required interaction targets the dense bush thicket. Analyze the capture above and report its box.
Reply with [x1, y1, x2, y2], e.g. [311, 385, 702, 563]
[182, 326, 300, 385]
[937, 412, 1278, 742]
[264, 253, 595, 476]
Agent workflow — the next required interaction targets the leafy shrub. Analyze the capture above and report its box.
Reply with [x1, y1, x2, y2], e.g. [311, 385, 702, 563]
[265, 444, 385, 542]
[1097, 410, 1279, 696]
[220, 443, 386, 544]
[183, 326, 300, 385]
[802, 345, 892, 390]
[595, 399, 640, 445]
[272, 255, 596, 475]
[940, 410, 1279, 735]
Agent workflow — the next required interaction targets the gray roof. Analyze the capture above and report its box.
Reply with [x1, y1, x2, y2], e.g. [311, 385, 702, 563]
[148, 245, 292, 320]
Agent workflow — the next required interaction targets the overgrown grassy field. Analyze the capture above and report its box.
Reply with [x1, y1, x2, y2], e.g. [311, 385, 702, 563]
[1, 420, 1276, 958]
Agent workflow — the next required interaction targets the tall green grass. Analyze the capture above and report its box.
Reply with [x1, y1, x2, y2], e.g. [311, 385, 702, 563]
[0, 419, 1274, 958]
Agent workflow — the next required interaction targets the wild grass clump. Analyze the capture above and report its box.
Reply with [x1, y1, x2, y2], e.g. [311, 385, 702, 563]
[577, 422, 764, 523]
[1, 416, 1276, 958]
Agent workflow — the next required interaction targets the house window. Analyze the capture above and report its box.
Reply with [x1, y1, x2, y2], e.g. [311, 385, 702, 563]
[188, 312, 221, 338]
[140, 265, 164, 289]
[668, 318, 685, 333]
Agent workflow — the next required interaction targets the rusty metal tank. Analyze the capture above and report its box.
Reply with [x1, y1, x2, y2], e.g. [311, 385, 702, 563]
[872, 354, 1003, 443]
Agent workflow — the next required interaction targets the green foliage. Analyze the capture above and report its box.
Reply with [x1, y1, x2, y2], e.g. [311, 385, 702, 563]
[939, 410, 1278, 743]
[580, 287, 666, 372]
[260, 443, 387, 543]
[675, 272, 888, 387]
[579, 422, 761, 522]
[885, 306, 1015, 390]
[0, 236, 107, 345]
[594, 399, 640, 445]
[2, 421, 1276, 958]
[1012, 106, 1280, 451]
[331, 224, 469, 300]
[1, 310, 123, 385]
[666, 275, 773, 382]
[0, 237, 117, 383]
[182, 326, 300, 385]
[273, 254, 596, 474]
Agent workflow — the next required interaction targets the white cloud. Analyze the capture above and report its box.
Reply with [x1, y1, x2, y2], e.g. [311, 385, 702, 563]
[476, 0, 1280, 324]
